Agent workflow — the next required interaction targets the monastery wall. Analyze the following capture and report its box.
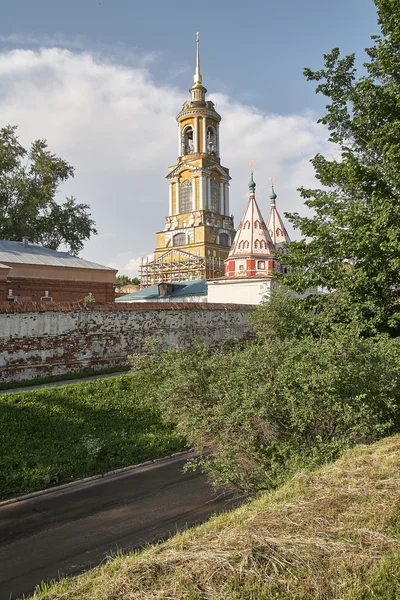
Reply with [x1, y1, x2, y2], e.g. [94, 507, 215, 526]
[0, 303, 254, 383]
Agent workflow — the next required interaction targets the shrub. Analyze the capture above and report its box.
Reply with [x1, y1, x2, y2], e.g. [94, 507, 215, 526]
[136, 327, 400, 492]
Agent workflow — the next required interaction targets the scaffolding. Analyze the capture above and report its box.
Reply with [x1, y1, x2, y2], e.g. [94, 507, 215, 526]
[139, 249, 224, 288]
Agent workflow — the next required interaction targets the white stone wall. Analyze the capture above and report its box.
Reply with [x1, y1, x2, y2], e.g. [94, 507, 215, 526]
[0, 304, 253, 383]
[207, 279, 273, 305]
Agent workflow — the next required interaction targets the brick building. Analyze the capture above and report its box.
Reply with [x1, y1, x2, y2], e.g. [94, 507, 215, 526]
[0, 239, 117, 303]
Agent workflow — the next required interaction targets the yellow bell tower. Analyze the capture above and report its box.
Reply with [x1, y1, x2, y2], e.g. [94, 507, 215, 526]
[141, 34, 235, 286]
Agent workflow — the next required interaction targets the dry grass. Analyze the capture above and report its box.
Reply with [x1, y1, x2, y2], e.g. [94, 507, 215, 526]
[31, 436, 400, 600]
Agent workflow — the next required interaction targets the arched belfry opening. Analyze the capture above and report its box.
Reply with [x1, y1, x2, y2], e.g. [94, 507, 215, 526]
[207, 126, 217, 155]
[182, 125, 194, 155]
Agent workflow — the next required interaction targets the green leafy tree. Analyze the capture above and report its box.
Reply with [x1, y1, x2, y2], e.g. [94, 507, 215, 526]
[284, 0, 400, 331]
[0, 125, 97, 255]
[115, 275, 140, 287]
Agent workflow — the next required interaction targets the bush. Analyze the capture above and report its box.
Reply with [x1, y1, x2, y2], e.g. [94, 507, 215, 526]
[136, 326, 400, 493]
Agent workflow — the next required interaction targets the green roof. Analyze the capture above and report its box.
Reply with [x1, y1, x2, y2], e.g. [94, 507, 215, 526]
[116, 279, 208, 302]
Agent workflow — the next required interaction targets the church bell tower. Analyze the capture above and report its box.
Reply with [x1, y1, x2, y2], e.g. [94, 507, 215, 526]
[142, 34, 235, 286]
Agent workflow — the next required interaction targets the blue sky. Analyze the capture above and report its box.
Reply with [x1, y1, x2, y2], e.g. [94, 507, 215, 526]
[0, 0, 380, 274]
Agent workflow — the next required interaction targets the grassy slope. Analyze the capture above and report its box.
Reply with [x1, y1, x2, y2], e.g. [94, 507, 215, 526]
[0, 374, 186, 498]
[0, 365, 130, 391]
[31, 436, 400, 600]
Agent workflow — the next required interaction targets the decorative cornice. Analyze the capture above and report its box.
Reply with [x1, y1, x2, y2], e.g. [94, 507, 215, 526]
[176, 108, 221, 122]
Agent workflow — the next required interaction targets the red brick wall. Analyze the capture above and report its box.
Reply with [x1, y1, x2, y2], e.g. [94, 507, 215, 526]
[0, 280, 8, 300]
[4, 278, 115, 304]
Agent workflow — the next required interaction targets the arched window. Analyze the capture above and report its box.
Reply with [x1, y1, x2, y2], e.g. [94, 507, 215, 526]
[180, 180, 192, 213]
[219, 233, 229, 246]
[244, 240, 249, 249]
[254, 239, 260, 249]
[182, 126, 194, 155]
[254, 220, 260, 229]
[244, 220, 250, 229]
[276, 228, 282, 237]
[206, 126, 217, 154]
[260, 240, 266, 249]
[238, 240, 244, 249]
[173, 233, 186, 246]
[210, 180, 220, 213]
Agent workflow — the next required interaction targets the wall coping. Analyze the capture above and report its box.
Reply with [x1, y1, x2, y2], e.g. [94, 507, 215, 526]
[0, 301, 255, 314]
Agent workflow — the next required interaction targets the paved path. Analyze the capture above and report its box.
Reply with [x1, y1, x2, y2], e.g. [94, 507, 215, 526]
[0, 453, 235, 600]
[0, 371, 129, 395]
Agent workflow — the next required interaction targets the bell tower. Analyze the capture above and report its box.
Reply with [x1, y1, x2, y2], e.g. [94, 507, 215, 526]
[142, 34, 235, 286]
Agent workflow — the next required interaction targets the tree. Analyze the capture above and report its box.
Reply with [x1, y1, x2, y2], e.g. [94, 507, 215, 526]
[284, 0, 400, 331]
[115, 275, 140, 287]
[0, 125, 97, 255]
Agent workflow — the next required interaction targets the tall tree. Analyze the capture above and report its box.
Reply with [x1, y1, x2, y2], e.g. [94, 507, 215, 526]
[284, 0, 400, 331]
[0, 125, 97, 255]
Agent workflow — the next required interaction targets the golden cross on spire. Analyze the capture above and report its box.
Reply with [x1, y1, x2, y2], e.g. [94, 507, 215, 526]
[249, 159, 254, 174]
[269, 175, 274, 186]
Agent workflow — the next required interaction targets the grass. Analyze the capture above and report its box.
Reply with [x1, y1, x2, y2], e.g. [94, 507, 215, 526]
[0, 374, 187, 498]
[0, 364, 130, 391]
[29, 435, 400, 600]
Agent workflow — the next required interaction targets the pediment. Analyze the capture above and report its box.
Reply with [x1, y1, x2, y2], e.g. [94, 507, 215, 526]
[166, 160, 231, 181]
[166, 162, 197, 180]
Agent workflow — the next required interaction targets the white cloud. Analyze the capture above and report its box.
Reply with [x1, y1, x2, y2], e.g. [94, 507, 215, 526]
[0, 47, 331, 275]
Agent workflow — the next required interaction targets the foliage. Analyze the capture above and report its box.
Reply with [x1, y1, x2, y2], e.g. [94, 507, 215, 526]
[0, 375, 186, 498]
[28, 436, 400, 600]
[115, 275, 140, 287]
[132, 319, 400, 493]
[283, 0, 400, 332]
[83, 292, 96, 303]
[0, 125, 97, 255]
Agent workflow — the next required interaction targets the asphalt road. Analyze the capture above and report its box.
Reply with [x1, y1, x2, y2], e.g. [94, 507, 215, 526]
[0, 453, 235, 600]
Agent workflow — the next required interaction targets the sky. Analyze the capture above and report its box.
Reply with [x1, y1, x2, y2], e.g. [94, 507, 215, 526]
[0, 0, 379, 276]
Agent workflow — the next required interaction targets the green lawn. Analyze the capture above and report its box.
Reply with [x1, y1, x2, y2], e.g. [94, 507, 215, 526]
[0, 374, 187, 498]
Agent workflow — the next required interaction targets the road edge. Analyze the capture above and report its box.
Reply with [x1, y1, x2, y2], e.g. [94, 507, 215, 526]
[0, 449, 194, 508]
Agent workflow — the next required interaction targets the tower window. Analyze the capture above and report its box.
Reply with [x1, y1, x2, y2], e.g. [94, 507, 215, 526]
[219, 233, 229, 246]
[254, 220, 261, 229]
[173, 233, 186, 246]
[206, 126, 216, 154]
[182, 126, 194, 155]
[257, 260, 266, 269]
[244, 220, 250, 229]
[180, 180, 192, 213]
[210, 179, 220, 213]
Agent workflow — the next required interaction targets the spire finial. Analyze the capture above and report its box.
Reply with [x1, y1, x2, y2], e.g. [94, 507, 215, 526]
[249, 161, 256, 191]
[269, 176, 277, 203]
[194, 32, 202, 85]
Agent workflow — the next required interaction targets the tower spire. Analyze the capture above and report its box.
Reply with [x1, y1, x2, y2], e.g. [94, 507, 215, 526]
[194, 32, 202, 85]
[269, 176, 277, 204]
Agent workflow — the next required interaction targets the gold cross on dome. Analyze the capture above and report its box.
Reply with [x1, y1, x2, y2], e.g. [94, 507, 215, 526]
[269, 175, 275, 185]
[249, 159, 254, 173]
